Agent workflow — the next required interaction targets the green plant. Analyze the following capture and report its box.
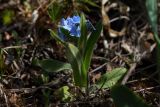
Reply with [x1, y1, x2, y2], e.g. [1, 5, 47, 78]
[95, 68, 127, 89]
[2, 9, 14, 25]
[54, 86, 73, 102]
[111, 85, 150, 107]
[34, 13, 127, 97]
[32, 2, 151, 106]
[145, 0, 160, 82]
[42, 89, 51, 107]
[49, 13, 102, 90]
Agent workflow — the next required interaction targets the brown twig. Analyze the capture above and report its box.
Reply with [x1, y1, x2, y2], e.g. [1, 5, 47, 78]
[121, 63, 137, 85]
[0, 83, 9, 107]
[6, 78, 64, 94]
[134, 85, 160, 93]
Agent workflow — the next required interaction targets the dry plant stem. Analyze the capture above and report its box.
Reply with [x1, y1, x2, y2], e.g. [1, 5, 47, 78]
[90, 63, 107, 74]
[126, 78, 148, 84]
[134, 85, 160, 93]
[132, 63, 156, 75]
[6, 78, 63, 93]
[2, 45, 28, 50]
[121, 63, 137, 85]
[0, 84, 9, 107]
[109, 16, 129, 23]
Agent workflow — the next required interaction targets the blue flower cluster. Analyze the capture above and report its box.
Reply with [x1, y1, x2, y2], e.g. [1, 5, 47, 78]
[58, 15, 95, 40]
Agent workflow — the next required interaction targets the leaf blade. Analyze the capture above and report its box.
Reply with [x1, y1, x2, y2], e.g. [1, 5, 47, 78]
[49, 29, 65, 45]
[78, 13, 87, 55]
[145, 0, 160, 45]
[47, 2, 63, 22]
[96, 67, 127, 89]
[111, 85, 150, 107]
[66, 43, 84, 87]
[32, 59, 71, 73]
[83, 21, 102, 72]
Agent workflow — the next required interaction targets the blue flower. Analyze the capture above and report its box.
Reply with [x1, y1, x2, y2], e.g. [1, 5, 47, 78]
[72, 16, 80, 24]
[58, 15, 95, 40]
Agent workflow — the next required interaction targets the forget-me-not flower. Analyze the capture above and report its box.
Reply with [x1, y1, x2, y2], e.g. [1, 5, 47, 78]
[58, 15, 95, 40]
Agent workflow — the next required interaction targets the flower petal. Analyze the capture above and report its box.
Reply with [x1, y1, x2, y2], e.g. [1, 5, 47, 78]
[60, 18, 67, 26]
[72, 16, 80, 24]
[66, 17, 74, 26]
[76, 26, 81, 37]
[70, 25, 77, 36]
[59, 15, 95, 39]
[62, 25, 71, 31]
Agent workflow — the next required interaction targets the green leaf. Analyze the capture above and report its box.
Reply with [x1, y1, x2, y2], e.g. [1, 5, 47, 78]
[145, 0, 160, 78]
[79, 0, 99, 7]
[145, 0, 160, 45]
[66, 43, 84, 87]
[49, 29, 66, 45]
[60, 27, 79, 43]
[2, 9, 14, 25]
[54, 86, 73, 102]
[83, 21, 102, 72]
[96, 67, 127, 89]
[77, 14, 89, 87]
[60, 27, 71, 37]
[48, 2, 63, 22]
[42, 89, 51, 107]
[111, 85, 150, 107]
[78, 13, 87, 55]
[32, 59, 71, 72]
